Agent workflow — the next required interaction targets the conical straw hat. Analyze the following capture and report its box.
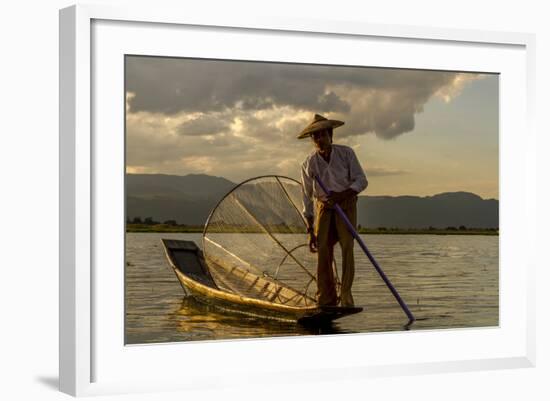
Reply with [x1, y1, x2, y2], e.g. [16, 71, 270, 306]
[297, 114, 345, 139]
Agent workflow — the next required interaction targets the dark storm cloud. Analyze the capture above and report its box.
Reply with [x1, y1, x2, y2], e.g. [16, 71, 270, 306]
[126, 56, 475, 139]
[126, 57, 351, 114]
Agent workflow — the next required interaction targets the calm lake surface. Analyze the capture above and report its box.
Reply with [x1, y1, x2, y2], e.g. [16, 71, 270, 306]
[125, 233, 498, 344]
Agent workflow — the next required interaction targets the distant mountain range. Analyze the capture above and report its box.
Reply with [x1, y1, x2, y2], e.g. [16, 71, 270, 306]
[126, 173, 499, 229]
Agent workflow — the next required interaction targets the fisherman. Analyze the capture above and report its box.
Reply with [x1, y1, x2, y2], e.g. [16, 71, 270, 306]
[299, 114, 368, 307]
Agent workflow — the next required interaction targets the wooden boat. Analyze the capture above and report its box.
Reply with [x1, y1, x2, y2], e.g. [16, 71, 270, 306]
[161, 238, 363, 325]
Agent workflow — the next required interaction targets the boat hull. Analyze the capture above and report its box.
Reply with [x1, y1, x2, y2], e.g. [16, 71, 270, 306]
[162, 239, 363, 325]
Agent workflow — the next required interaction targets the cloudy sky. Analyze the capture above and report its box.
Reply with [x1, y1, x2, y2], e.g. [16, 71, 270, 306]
[125, 56, 498, 199]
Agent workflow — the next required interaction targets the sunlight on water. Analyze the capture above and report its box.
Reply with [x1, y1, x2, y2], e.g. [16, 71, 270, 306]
[125, 233, 498, 344]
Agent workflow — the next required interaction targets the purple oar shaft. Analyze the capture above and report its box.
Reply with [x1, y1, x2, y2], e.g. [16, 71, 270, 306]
[314, 175, 415, 323]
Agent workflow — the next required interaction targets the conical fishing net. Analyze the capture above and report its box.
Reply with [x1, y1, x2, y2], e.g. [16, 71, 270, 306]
[203, 175, 339, 307]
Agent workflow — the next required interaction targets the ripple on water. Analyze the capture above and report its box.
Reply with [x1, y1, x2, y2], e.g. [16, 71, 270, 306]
[125, 233, 498, 344]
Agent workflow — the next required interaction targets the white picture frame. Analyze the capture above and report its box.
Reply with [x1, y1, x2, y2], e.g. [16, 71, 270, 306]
[59, 4, 536, 397]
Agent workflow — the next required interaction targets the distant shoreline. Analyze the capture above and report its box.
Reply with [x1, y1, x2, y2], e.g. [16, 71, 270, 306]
[126, 223, 498, 235]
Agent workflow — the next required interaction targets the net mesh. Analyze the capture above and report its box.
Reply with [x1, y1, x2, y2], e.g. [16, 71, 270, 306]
[203, 176, 327, 307]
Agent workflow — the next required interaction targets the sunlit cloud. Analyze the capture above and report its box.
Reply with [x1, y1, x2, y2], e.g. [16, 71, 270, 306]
[434, 73, 484, 103]
[365, 166, 411, 177]
[126, 57, 483, 140]
[124, 57, 498, 197]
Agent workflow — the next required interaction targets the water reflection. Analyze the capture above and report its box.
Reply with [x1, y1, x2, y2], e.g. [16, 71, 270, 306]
[170, 296, 347, 339]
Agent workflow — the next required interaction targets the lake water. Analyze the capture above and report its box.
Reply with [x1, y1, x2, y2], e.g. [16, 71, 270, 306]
[125, 232, 498, 344]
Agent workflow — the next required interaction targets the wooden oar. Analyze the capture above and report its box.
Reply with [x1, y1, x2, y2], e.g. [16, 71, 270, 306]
[314, 175, 415, 325]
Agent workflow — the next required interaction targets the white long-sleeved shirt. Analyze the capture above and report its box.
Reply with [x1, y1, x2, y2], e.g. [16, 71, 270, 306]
[301, 144, 368, 219]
